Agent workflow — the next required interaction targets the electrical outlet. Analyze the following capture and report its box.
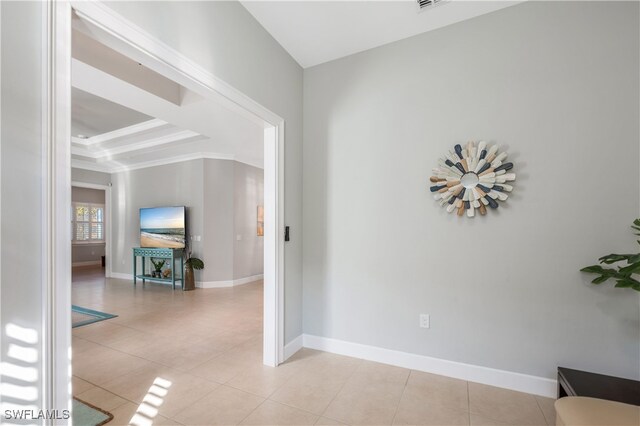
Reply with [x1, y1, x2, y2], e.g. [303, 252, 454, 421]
[419, 314, 430, 329]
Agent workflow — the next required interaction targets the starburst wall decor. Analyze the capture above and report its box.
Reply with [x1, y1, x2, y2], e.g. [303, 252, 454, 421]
[430, 141, 515, 217]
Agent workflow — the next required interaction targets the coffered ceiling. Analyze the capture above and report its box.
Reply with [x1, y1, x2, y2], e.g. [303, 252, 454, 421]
[71, 22, 264, 173]
[72, 88, 152, 138]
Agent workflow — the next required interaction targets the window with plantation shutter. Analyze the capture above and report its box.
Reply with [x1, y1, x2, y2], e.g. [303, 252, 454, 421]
[72, 203, 105, 243]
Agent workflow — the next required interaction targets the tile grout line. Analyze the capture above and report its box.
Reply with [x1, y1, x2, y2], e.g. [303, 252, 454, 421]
[236, 394, 269, 425]
[534, 395, 553, 426]
[74, 383, 130, 413]
[73, 327, 259, 388]
[316, 357, 365, 423]
[167, 382, 225, 423]
[467, 381, 471, 426]
[73, 318, 263, 419]
[74, 376, 167, 422]
[74, 361, 219, 425]
[390, 369, 412, 425]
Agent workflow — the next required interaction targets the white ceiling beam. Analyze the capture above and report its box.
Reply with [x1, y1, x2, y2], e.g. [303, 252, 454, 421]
[95, 130, 202, 161]
[72, 59, 262, 149]
[73, 28, 183, 105]
[71, 5, 272, 128]
[71, 118, 168, 146]
[72, 129, 203, 161]
[72, 152, 264, 174]
[70, 158, 114, 173]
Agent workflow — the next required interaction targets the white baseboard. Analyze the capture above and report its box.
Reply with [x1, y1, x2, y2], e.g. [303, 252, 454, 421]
[196, 280, 234, 288]
[197, 274, 264, 289]
[302, 334, 556, 398]
[110, 272, 133, 281]
[284, 335, 303, 361]
[72, 260, 101, 267]
[109, 273, 264, 288]
[233, 274, 264, 286]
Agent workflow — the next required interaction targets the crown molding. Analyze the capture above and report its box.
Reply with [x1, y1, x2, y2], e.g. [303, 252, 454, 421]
[71, 118, 167, 146]
[70, 158, 113, 173]
[110, 151, 233, 172]
[71, 151, 263, 174]
[71, 129, 202, 160]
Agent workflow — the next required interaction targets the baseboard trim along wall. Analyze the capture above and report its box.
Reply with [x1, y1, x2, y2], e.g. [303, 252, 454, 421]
[283, 335, 304, 361]
[111, 272, 264, 288]
[110, 272, 264, 288]
[196, 274, 264, 289]
[300, 334, 556, 398]
[110, 272, 132, 280]
[72, 260, 102, 267]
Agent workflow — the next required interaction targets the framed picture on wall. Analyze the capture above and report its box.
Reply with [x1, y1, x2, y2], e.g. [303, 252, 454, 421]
[257, 206, 264, 236]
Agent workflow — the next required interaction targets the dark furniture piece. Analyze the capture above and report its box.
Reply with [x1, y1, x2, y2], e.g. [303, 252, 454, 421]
[558, 367, 640, 406]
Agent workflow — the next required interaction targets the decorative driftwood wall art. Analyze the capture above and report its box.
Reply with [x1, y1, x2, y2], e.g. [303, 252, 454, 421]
[430, 141, 515, 217]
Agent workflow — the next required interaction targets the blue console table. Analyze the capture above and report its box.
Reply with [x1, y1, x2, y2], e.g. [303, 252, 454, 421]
[133, 247, 184, 290]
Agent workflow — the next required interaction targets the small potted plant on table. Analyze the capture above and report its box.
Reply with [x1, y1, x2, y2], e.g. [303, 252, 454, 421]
[150, 258, 166, 278]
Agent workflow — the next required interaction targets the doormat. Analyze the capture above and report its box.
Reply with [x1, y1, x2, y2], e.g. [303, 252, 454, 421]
[72, 306, 117, 328]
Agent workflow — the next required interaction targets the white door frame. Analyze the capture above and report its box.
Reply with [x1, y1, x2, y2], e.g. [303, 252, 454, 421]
[70, 182, 112, 273]
[45, 0, 286, 419]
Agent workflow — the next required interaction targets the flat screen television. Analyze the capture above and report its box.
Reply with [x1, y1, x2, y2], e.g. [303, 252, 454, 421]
[140, 206, 186, 248]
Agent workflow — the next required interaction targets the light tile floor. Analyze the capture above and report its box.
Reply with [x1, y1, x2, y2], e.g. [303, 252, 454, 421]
[72, 266, 556, 426]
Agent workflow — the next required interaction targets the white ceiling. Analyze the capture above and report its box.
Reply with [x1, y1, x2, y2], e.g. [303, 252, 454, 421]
[241, 1, 522, 68]
[72, 88, 151, 137]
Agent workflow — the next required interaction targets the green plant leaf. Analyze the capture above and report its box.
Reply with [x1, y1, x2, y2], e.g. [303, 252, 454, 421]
[581, 265, 616, 274]
[591, 275, 610, 284]
[150, 258, 166, 271]
[581, 218, 640, 292]
[185, 257, 205, 270]
[627, 254, 640, 263]
[598, 254, 634, 264]
[618, 262, 640, 276]
[615, 278, 639, 288]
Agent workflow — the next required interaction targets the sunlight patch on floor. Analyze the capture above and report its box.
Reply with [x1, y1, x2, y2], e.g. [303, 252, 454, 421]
[129, 377, 172, 426]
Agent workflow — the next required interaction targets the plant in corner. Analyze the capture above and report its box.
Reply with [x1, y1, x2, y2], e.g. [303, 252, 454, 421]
[184, 252, 204, 291]
[150, 258, 166, 278]
[581, 218, 640, 292]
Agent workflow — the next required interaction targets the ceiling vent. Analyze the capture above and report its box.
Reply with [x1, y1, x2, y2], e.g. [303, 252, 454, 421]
[417, 0, 449, 12]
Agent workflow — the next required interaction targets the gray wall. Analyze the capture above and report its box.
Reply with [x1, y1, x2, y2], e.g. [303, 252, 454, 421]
[234, 162, 264, 279]
[72, 167, 111, 186]
[200, 159, 265, 282]
[111, 159, 263, 283]
[0, 0, 46, 411]
[72, 186, 105, 204]
[303, 1, 640, 381]
[105, 0, 303, 345]
[72, 187, 106, 265]
[111, 159, 205, 278]
[202, 159, 235, 281]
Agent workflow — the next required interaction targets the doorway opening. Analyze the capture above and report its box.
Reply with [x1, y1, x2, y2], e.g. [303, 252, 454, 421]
[46, 1, 286, 417]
